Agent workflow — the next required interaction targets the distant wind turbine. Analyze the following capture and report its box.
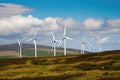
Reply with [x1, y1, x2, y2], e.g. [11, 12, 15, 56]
[17, 37, 22, 58]
[51, 32, 60, 56]
[88, 39, 93, 52]
[88, 32, 109, 52]
[98, 37, 109, 52]
[58, 24, 74, 55]
[78, 34, 86, 54]
[27, 32, 37, 57]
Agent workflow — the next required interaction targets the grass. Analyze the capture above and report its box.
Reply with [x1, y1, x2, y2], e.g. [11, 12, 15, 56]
[0, 49, 64, 59]
[0, 50, 120, 80]
[0, 56, 13, 59]
[22, 49, 64, 57]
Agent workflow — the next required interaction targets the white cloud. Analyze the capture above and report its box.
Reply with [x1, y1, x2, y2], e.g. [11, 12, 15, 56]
[108, 19, 120, 27]
[0, 14, 120, 40]
[83, 18, 104, 30]
[0, 15, 80, 37]
[0, 3, 33, 18]
[57, 17, 80, 29]
[83, 18, 120, 35]
[0, 15, 41, 36]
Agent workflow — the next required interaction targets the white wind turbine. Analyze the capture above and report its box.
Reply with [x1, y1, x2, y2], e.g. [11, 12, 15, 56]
[17, 37, 22, 58]
[27, 32, 37, 57]
[78, 34, 86, 54]
[58, 24, 74, 55]
[88, 39, 97, 52]
[88, 39, 93, 52]
[88, 32, 109, 52]
[98, 36, 109, 52]
[87, 38, 97, 52]
[51, 32, 60, 56]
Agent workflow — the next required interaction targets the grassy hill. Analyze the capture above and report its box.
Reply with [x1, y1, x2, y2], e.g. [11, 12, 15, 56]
[0, 50, 120, 80]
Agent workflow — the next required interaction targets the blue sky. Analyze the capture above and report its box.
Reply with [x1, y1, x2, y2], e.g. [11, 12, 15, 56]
[0, 0, 120, 52]
[1, 0, 120, 19]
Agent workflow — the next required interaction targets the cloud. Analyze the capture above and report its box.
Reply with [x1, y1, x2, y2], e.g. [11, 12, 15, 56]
[0, 14, 120, 41]
[0, 3, 33, 18]
[83, 18, 120, 35]
[57, 17, 80, 29]
[83, 18, 104, 30]
[0, 15, 80, 37]
[108, 19, 120, 27]
[0, 15, 41, 36]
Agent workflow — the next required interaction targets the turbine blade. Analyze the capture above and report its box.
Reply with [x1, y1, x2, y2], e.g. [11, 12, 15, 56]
[17, 37, 20, 46]
[33, 39, 36, 45]
[66, 37, 74, 41]
[33, 31, 37, 38]
[51, 32, 55, 40]
[55, 40, 60, 42]
[64, 24, 66, 36]
[83, 34, 86, 41]
[26, 39, 33, 41]
[57, 39, 64, 48]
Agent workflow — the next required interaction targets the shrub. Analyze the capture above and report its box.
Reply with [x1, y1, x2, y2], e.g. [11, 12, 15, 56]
[97, 60, 115, 70]
[40, 65, 48, 72]
[74, 63, 96, 70]
[25, 60, 33, 65]
[51, 65, 74, 72]
[32, 59, 40, 65]
[111, 62, 120, 70]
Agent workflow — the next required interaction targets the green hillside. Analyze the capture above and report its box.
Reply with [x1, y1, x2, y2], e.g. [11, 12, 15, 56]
[0, 50, 120, 80]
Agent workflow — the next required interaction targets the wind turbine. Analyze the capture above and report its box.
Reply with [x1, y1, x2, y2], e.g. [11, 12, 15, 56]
[87, 37, 96, 52]
[78, 34, 86, 54]
[58, 24, 74, 55]
[98, 37, 109, 52]
[27, 32, 37, 57]
[88, 32, 109, 52]
[17, 37, 22, 58]
[51, 32, 60, 56]
[88, 40, 93, 52]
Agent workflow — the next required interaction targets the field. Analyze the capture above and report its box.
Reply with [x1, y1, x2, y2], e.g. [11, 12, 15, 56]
[22, 49, 64, 57]
[0, 50, 120, 80]
[0, 48, 66, 59]
[0, 51, 18, 59]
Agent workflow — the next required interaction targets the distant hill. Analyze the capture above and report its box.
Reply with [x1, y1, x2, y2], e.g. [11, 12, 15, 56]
[0, 43, 89, 53]
[0, 43, 50, 51]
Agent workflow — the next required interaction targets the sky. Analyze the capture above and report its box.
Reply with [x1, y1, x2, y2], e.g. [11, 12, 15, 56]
[0, 0, 120, 52]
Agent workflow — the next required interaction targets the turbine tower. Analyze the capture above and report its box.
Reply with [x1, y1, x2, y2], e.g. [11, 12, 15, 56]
[88, 40, 92, 52]
[89, 32, 109, 52]
[58, 24, 74, 55]
[51, 32, 60, 56]
[78, 34, 86, 54]
[17, 38, 22, 58]
[98, 37, 109, 52]
[88, 38, 94, 52]
[27, 32, 37, 57]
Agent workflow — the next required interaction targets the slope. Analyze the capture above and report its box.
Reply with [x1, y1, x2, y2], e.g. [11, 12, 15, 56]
[0, 50, 119, 80]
